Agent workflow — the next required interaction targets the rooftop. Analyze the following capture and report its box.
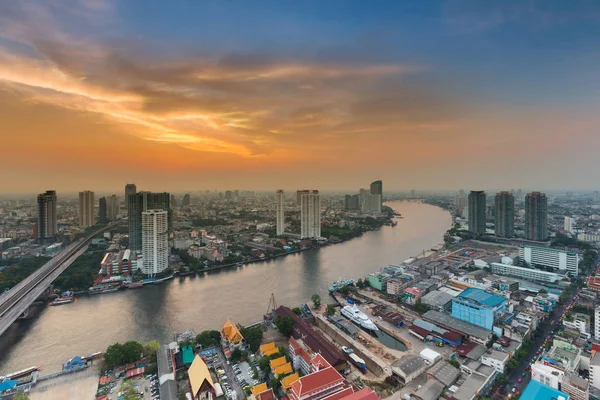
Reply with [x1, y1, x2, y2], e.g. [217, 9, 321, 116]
[421, 290, 453, 307]
[521, 380, 570, 400]
[456, 287, 506, 307]
[392, 355, 426, 376]
[428, 361, 460, 387]
[413, 379, 444, 400]
[422, 310, 493, 340]
[289, 367, 344, 398]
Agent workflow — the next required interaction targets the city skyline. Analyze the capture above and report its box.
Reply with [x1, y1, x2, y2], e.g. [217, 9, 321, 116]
[2, 1, 600, 192]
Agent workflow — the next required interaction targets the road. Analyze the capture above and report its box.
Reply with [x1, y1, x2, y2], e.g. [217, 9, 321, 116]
[0, 224, 114, 337]
[494, 285, 581, 398]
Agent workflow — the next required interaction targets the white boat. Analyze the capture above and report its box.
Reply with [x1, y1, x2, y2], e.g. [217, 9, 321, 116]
[340, 305, 379, 331]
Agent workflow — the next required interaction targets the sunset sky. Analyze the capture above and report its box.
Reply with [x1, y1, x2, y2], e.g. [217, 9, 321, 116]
[1, 0, 600, 193]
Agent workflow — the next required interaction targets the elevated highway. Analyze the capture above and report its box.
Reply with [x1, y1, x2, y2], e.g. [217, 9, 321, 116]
[0, 224, 114, 337]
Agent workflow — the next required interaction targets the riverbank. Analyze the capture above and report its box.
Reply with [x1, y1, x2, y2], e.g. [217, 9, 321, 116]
[0, 201, 452, 375]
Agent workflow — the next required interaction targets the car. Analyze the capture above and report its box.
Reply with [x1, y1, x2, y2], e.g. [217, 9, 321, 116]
[518, 378, 523, 383]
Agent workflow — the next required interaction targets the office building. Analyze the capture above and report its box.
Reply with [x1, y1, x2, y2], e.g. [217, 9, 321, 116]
[98, 197, 108, 223]
[78, 190, 95, 228]
[124, 183, 136, 207]
[564, 217, 575, 234]
[170, 194, 178, 208]
[128, 192, 170, 251]
[494, 191, 514, 238]
[142, 209, 169, 276]
[361, 192, 382, 214]
[468, 191, 486, 234]
[300, 190, 321, 238]
[107, 195, 120, 220]
[344, 195, 360, 211]
[37, 190, 57, 239]
[525, 192, 548, 241]
[491, 262, 565, 283]
[276, 190, 285, 236]
[451, 288, 507, 330]
[370, 180, 383, 208]
[519, 246, 579, 276]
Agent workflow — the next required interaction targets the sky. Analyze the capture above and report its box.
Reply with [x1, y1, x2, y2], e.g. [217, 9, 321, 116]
[1, 0, 600, 194]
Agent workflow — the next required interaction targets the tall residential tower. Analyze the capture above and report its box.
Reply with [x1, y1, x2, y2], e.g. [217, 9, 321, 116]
[78, 190, 95, 228]
[300, 190, 321, 238]
[276, 190, 285, 236]
[494, 191, 514, 238]
[142, 209, 169, 276]
[128, 192, 170, 251]
[525, 192, 548, 241]
[37, 190, 57, 240]
[468, 191, 486, 234]
[370, 180, 383, 208]
[124, 183, 136, 207]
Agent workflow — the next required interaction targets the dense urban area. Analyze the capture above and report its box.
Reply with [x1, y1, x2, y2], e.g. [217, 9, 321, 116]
[2, 186, 600, 400]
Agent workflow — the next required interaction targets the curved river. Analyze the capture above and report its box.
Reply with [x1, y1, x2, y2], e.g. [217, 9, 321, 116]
[0, 201, 450, 374]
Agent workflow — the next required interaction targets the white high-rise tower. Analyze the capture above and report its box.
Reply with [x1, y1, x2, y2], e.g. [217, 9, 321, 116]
[276, 190, 285, 235]
[78, 190, 95, 228]
[142, 209, 168, 276]
[300, 190, 321, 238]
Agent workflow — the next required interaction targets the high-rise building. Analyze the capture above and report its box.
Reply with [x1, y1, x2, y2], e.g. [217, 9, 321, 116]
[225, 190, 233, 200]
[79, 190, 95, 228]
[182, 193, 191, 207]
[454, 189, 467, 210]
[296, 190, 307, 206]
[468, 191, 486, 234]
[128, 192, 170, 251]
[300, 190, 321, 238]
[98, 197, 108, 224]
[125, 183, 136, 207]
[595, 306, 600, 341]
[410, 189, 415, 199]
[344, 194, 360, 211]
[170, 194, 178, 208]
[525, 192, 548, 241]
[494, 191, 514, 238]
[564, 217, 575, 234]
[516, 189, 523, 202]
[142, 209, 168, 276]
[370, 180, 383, 207]
[276, 190, 285, 236]
[37, 190, 57, 239]
[361, 193, 382, 214]
[107, 195, 120, 220]
[594, 191, 599, 202]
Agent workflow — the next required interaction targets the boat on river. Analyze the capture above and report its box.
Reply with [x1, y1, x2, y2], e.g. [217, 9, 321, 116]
[341, 305, 379, 331]
[329, 278, 355, 292]
[88, 284, 120, 295]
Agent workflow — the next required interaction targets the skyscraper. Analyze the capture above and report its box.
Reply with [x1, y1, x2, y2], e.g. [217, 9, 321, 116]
[98, 197, 108, 224]
[525, 192, 548, 241]
[128, 192, 170, 251]
[468, 191, 486, 234]
[296, 190, 306, 206]
[564, 217, 575, 234]
[142, 209, 168, 276]
[276, 190, 285, 235]
[494, 191, 514, 238]
[516, 189, 523, 202]
[370, 180, 383, 207]
[124, 183, 136, 207]
[594, 191, 599, 202]
[170, 194, 178, 208]
[78, 190, 95, 228]
[300, 190, 321, 238]
[37, 190, 57, 240]
[107, 195, 120, 220]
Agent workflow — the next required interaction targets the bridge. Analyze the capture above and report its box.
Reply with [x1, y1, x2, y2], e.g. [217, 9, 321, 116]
[0, 224, 115, 337]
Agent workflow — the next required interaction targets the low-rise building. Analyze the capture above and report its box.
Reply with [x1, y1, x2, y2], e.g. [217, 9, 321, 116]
[521, 380, 570, 400]
[519, 245, 579, 276]
[481, 349, 509, 373]
[391, 355, 428, 384]
[420, 290, 453, 312]
[562, 374, 589, 400]
[451, 288, 507, 330]
[491, 262, 566, 283]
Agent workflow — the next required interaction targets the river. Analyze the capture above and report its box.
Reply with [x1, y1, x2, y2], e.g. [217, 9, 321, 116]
[0, 201, 451, 374]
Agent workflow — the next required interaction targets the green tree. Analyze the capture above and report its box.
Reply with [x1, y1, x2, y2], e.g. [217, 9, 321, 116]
[104, 341, 144, 369]
[144, 340, 160, 356]
[414, 299, 430, 314]
[120, 380, 141, 400]
[259, 356, 272, 372]
[326, 304, 336, 316]
[270, 377, 282, 392]
[196, 330, 222, 348]
[538, 289, 547, 294]
[311, 294, 321, 309]
[13, 393, 30, 400]
[497, 374, 507, 386]
[292, 307, 302, 315]
[240, 326, 264, 353]
[230, 349, 243, 363]
[447, 360, 460, 369]
[356, 279, 365, 289]
[275, 316, 295, 337]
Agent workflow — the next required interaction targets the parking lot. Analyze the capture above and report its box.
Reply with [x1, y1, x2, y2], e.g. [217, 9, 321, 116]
[207, 347, 265, 400]
[98, 373, 160, 400]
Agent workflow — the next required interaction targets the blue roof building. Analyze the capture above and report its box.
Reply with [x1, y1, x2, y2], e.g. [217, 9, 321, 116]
[521, 380, 569, 400]
[451, 288, 507, 330]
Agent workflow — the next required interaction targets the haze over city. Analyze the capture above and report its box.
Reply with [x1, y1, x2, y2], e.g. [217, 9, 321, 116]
[2, 0, 600, 193]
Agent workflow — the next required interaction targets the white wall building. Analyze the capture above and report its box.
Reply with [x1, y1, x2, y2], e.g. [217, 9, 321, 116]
[564, 217, 575, 234]
[590, 352, 600, 389]
[578, 233, 600, 242]
[491, 262, 565, 283]
[142, 209, 169, 276]
[78, 190, 95, 228]
[107, 194, 120, 220]
[595, 306, 600, 341]
[481, 349, 509, 373]
[276, 190, 285, 236]
[361, 193, 382, 214]
[519, 245, 579, 276]
[300, 190, 320, 238]
[531, 362, 564, 389]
